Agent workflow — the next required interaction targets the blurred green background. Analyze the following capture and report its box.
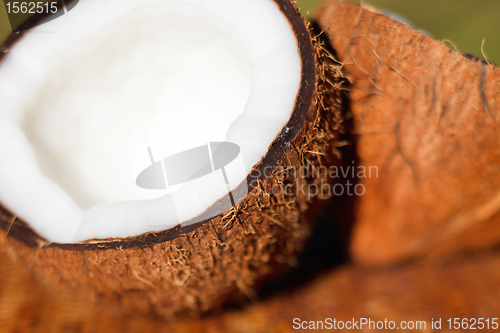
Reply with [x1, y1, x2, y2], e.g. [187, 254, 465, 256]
[1, 0, 500, 63]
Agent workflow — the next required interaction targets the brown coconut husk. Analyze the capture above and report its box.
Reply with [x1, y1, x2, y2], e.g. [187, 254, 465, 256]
[315, 0, 500, 265]
[2, 235, 500, 332]
[0, 0, 347, 318]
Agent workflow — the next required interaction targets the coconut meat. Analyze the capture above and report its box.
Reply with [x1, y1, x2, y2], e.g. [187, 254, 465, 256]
[0, 0, 301, 243]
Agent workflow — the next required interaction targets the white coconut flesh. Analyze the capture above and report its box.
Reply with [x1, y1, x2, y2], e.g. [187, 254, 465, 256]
[0, 0, 301, 243]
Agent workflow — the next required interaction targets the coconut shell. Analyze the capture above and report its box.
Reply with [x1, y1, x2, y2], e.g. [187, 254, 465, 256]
[0, 0, 347, 317]
[315, 0, 500, 265]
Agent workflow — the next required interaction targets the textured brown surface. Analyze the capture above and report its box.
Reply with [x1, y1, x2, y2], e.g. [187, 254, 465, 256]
[2, 236, 500, 332]
[315, 0, 500, 265]
[0, 0, 347, 318]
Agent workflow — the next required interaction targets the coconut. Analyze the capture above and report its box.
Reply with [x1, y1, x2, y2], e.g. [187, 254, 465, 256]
[315, 0, 500, 265]
[0, 0, 346, 317]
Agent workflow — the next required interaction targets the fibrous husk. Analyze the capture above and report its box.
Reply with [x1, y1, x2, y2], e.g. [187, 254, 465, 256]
[2, 234, 500, 332]
[315, 0, 500, 265]
[0, 0, 347, 318]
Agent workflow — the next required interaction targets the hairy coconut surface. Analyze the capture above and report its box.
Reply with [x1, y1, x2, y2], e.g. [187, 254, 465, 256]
[0, 0, 347, 318]
[1, 235, 500, 332]
[315, 0, 500, 265]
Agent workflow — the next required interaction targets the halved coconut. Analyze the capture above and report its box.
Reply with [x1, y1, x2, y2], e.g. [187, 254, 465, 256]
[0, 0, 345, 317]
